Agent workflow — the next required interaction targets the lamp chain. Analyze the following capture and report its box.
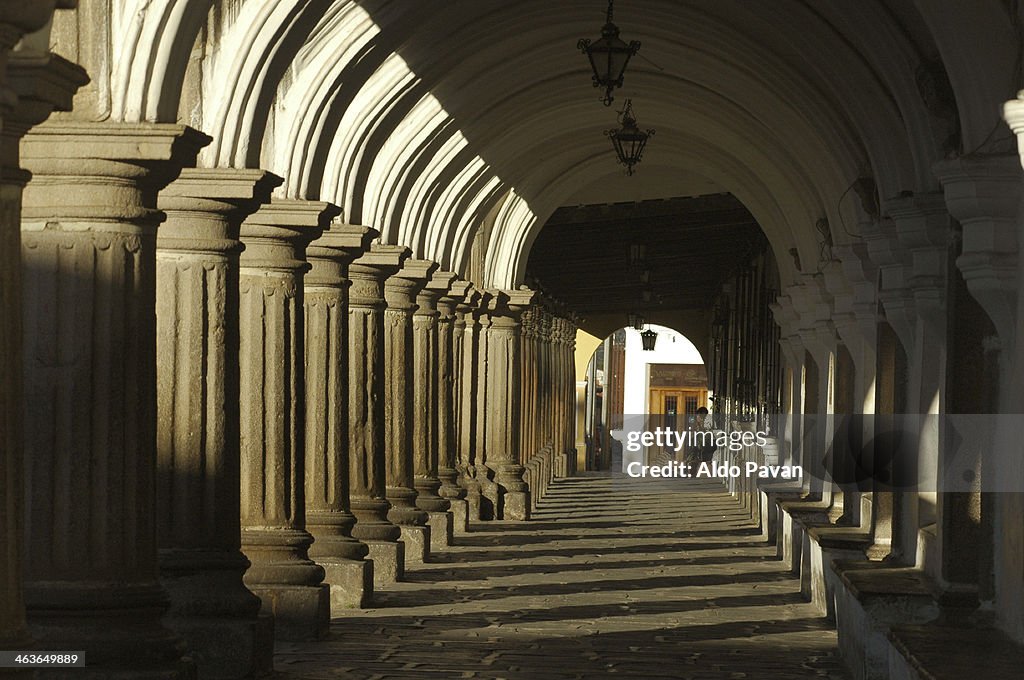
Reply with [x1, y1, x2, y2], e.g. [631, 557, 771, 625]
[606, 0, 614, 23]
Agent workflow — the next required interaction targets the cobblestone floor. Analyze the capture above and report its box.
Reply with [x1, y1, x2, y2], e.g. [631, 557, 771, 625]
[275, 476, 849, 679]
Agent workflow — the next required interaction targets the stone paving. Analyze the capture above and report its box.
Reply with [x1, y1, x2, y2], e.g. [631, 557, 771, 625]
[274, 476, 849, 679]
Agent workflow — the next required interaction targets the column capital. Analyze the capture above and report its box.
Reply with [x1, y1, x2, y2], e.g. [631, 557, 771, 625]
[1003, 93, 1024, 161]
[306, 223, 378, 288]
[385, 258, 438, 308]
[936, 153, 1023, 350]
[455, 283, 482, 314]
[486, 288, 536, 326]
[22, 119, 211, 180]
[158, 168, 282, 250]
[416, 269, 457, 315]
[5, 50, 87, 141]
[240, 198, 337, 273]
[22, 121, 211, 231]
[438, 276, 470, 316]
[351, 242, 410, 280]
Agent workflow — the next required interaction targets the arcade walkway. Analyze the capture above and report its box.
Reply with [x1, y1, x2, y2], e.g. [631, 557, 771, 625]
[275, 477, 848, 679]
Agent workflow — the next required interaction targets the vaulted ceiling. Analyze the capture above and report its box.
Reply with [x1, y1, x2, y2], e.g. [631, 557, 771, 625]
[67, 1, 1020, 293]
[526, 193, 767, 316]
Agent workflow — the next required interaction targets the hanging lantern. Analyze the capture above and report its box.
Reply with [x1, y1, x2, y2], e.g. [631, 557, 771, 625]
[627, 313, 645, 331]
[640, 327, 658, 351]
[606, 99, 654, 175]
[577, 0, 641, 106]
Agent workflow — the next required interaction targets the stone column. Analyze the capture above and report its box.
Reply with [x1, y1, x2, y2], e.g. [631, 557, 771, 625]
[935, 153, 1021, 613]
[454, 287, 482, 524]
[0, 7, 84, 665]
[381, 258, 437, 563]
[303, 224, 376, 610]
[538, 310, 554, 496]
[155, 168, 281, 677]
[483, 289, 535, 520]
[348, 244, 408, 585]
[555, 316, 571, 478]
[414, 270, 455, 551]
[20, 120, 208, 675]
[439, 281, 472, 534]
[475, 295, 500, 518]
[566, 316, 579, 476]
[238, 199, 335, 641]
[520, 308, 538, 508]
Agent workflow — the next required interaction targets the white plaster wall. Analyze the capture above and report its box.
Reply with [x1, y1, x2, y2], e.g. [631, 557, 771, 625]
[622, 325, 704, 415]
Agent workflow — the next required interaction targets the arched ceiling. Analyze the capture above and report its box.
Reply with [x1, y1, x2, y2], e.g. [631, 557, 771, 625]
[80, 0, 1022, 290]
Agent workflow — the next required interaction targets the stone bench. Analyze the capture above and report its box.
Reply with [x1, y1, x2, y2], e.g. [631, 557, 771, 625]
[887, 623, 1024, 680]
[777, 497, 829, 576]
[804, 525, 871, 620]
[757, 482, 803, 545]
[832, 561, 940, 680]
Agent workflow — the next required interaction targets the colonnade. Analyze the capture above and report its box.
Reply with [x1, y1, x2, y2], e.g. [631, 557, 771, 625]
[0, 10, 579, 679]
[707, 146, 1024, 676]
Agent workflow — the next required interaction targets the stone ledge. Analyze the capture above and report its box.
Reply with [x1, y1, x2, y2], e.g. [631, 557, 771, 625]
[835, 560, 935, 601]
[888, 623, 1024, 680]
[807, 524, 873, 550]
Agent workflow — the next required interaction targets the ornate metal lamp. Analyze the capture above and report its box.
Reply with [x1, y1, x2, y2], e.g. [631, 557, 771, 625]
[577, 0, 641, 106]
[640, 327, 658, 351]
[626, 313, 645, 331]
[606, 99, 654, 175]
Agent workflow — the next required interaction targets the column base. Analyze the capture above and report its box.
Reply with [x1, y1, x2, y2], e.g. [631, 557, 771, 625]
[319, 559, 373, 610]
[365, 541, 405, 587]
[164, 611, 273, 680]
[26, 583, 194, 679]
[399, 525, 431, 565]
[501, 490, 531, 521]
[427, 512, 453, 551]
[479, 478, 500, 521]
[246, 584, 329, 642]
[449, 499, 470, 535]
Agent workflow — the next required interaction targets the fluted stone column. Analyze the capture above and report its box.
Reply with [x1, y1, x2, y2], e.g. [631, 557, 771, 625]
[155, 168, 281, 677]
[553, 317, 568, 479]
[439, 281, 472, 534]
[414, 270, 456, 551]
[475, 294, 500, 519]
[520, 308, 539, 510]
[20, 120, 208, 676]
[483, 290, 536, 520]
[453, 286, 481, 525]
[348, 244, 408, 586]
[238, 199, 335, 641]
[565, 316, 579, 476]
[0, 8, 85, 666]
[303, 224, 376, 609]
[381, 259, 437, 563]
[537, 310, 554, 498]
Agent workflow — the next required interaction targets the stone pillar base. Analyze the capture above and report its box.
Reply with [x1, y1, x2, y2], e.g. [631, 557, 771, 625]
[366, 542, 405, 587]
[27, 617, 194, 680]
[449, 499, 470, 535]
[465, 489, 482, 522]
[164, 612, 273, 680]
[427, 512, 453, 551]
[320, 559, 373, 610]
[479, 480, 500, 520]
[247, 585, 329, 642]
[399, 526, 431, 565]
[502, 491, 531, 521]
